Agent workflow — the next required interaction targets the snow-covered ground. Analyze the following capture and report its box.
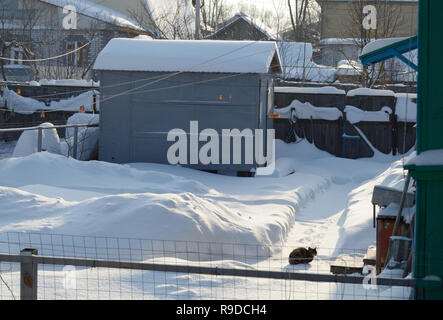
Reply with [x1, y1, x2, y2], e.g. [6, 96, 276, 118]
[0, 138, 412, 300]
[0, 141, 16, 160]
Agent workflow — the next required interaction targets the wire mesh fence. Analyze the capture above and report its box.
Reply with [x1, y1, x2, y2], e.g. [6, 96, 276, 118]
[0, 232, 423, 300]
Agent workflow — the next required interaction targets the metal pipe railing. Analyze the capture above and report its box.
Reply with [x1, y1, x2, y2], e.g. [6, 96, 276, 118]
[0, 123, 98, 160]
[1, 249, 441, 300]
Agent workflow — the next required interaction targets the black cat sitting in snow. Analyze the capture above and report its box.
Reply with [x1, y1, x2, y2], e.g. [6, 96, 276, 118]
[288, 247, 317, 265]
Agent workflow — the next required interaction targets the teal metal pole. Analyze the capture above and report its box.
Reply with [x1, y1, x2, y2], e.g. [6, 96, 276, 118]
[405, 0, 443, 300]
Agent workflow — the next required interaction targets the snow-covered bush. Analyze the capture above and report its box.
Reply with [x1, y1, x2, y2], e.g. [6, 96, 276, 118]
[13, 123, 61, 157]
[61, 113, 100, 160]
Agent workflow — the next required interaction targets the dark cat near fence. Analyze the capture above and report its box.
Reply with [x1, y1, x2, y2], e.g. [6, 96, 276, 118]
[288, 247, 317, 265]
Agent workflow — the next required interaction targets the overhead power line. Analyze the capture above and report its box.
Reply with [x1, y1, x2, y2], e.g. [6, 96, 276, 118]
[0, 41, 92, 63]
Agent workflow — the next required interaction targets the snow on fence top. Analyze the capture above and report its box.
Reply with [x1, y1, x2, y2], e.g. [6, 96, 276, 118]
[31, 79, 100, 87]
[93, 39, 282, 74]
[1, 87, 99, 114]
[274, 86, 345, 95]
[276, 100, 342, 121]
[344, 105, 392, 124]
[347, 88, 395, 97]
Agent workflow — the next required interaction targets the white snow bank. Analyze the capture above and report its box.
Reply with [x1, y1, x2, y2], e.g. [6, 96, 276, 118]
[13, 123, 61, 157]
[347, 88, 395, 97]
[276, 99, 343, 121]
[405, 150, 443, 166]
[274, 86, 345, 95]
[1, 87, 99, 114]
[0, 149, 329, 255]
[344, 105, 392, 124]
[333, 159, 411, 254]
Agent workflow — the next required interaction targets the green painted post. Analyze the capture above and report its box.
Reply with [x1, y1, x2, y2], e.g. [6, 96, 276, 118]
[404, 0, 443, 300]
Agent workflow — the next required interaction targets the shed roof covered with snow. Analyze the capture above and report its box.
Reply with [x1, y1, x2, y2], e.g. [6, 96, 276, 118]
[93, 38, 282, 74]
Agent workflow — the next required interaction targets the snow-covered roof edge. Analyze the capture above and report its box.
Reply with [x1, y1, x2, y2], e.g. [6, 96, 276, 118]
[38, 0, 150, 32]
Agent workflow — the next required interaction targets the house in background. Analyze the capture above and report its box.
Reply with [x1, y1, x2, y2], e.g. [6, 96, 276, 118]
[1, 0, 151, 81]
[203, 12, 337, 83]
[205, 12, 277, 41]
[316, 0, 418, 67]
[90, 0, 195, 39]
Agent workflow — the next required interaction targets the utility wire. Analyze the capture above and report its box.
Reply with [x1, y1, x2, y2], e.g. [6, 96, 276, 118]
[0, 42, 92, 63]
[2, 38, 270, 103]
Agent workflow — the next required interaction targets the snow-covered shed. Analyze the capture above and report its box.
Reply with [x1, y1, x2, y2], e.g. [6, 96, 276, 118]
[93, 38, 282, 174]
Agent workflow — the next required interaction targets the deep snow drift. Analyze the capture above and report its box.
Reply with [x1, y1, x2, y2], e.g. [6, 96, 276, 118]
[0, 139, 412, 299]
[0, 140, 408, 254]
[0, 143, 329, 254]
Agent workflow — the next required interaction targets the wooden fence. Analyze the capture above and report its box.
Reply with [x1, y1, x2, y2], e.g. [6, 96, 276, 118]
[274, 89, 416, 159]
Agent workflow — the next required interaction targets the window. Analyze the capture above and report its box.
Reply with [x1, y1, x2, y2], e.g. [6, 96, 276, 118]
[67, 41, 87, 67]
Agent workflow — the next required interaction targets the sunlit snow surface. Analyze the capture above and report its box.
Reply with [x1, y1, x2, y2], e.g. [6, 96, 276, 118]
[0, 139, 412, 299]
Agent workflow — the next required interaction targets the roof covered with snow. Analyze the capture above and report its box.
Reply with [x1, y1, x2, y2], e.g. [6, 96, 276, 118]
[38, 0, 147, 32]
[93, 38, 282, 74]
[361, 37, 411, 57]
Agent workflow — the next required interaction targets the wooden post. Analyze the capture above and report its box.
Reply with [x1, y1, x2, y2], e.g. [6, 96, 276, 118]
[373, 204, 376, 228]
[73, 126, 79, 159]
[92, 93, 97, 114]
[391, 113, 398, 156]
[20, 248, 38, 300]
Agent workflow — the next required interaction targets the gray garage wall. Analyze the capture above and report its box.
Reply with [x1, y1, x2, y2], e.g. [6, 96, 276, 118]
[98, 70, 274, 173]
